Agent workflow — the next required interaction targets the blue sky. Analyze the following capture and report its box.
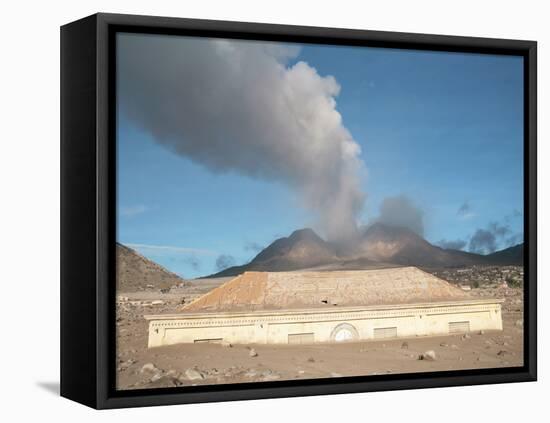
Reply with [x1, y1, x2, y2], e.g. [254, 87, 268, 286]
[117, 36, 524, 278]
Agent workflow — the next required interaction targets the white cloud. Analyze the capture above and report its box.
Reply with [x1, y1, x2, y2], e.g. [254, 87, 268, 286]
[119, 205, 148, 217]
[125, 243, 217, 256]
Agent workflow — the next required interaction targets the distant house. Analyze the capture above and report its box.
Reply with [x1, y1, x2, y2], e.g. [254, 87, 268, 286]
[145, 267, 503, 347]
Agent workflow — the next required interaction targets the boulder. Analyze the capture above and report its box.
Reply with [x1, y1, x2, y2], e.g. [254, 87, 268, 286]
[419, 350, 437, 361]
[184, 368, 205, 381]
[140, 363, 159, 374]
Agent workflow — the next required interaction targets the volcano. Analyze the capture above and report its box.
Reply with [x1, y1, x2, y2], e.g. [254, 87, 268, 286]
[208, 223, 523, 277]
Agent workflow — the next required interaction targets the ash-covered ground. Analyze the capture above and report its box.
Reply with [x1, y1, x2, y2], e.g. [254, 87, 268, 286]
[115, 266, 524, 391]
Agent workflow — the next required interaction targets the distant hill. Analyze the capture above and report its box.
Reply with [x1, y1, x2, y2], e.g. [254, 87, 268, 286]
[357, 223, 486, 268]
[485, 243, 524, 266]
[207, 224, 524, 277]
[116, 243, 186, 291]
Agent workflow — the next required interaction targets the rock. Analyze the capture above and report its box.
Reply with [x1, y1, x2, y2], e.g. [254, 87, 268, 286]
[249, 348, 258, 357]
[244, 369, 258, 378]
[450, 344, 458, 349]
[307, 357, 315, 363]
[117, 359, 136, 372]
[150, 373, 163, 382]
[151, 300, 164, 305]
[419, 350, 437, 361]
[401, 342, 409, 349]
[140, 363, 159, 374]
[478, 330, 485, 335]
[462, 333, 471, 340]
[515, 319, 524, 328]
[440, 342, 449, 347]
[261, 370, 281, 381]
[221, 340, 233, 348]
[184, 368, 205, 380]
[330, 372, 343, 378]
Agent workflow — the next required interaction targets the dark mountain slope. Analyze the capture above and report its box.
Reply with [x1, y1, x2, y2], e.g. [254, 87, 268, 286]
[205, 225, 524, 278]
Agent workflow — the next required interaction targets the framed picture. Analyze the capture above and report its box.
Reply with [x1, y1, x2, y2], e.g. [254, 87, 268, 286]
[60, 13, 537, 409]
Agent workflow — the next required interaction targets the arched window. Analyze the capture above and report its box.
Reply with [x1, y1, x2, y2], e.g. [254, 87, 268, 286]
[331, 323, 358, 342]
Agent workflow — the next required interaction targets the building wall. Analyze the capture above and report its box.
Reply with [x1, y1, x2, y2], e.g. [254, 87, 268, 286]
[145, 300, 503, 347]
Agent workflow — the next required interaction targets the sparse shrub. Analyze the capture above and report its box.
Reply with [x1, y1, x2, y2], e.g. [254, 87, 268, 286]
[506, 276, 522, 288]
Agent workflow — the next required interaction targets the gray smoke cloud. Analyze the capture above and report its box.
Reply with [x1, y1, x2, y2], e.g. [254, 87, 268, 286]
[183, 256, 200, 271]
[438, 239, 467, 250]
[215, 254, 236, 271]
[469, 229, 497, 254]
[457, 201, 470, 216]
[169, 255, 201, 271]
[118, 34, 365, 242]
[468, 220, 521, 254]
[377, 195, 424, 236]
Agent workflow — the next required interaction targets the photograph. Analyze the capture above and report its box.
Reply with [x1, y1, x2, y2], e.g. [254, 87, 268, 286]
[114, 31, 526, 391]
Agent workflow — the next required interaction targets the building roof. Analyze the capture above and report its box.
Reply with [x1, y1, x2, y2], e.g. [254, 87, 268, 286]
[182, 267, 471, 312]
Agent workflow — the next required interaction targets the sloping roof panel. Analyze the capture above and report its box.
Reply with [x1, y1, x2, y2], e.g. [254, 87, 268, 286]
[182, 267, 470, 312]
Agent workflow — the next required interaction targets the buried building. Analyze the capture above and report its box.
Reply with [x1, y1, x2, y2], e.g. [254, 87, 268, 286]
[144, 267, 503, 347]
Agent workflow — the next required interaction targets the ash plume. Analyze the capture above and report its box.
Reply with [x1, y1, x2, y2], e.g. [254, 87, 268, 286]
[376, 195, 424, 236]
[437, 238, 467, 251]
[118, 34, 366, 242]
[468, 220, 521, 254]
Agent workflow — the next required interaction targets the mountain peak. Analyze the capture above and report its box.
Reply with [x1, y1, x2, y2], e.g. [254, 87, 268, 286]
[206, 224, 523, 278]
[116, 243, 185, 290]
[288, 227, 323, 242]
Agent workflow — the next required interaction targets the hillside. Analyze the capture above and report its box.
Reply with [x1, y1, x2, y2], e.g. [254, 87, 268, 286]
[358, 223, 486, 267]
[207, 224, 524, 277]
[486, 243, 524, 266]
[116, 243, 186, 291]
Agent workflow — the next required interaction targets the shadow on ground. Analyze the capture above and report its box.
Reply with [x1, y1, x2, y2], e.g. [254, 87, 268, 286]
[36, 381, 60, 396]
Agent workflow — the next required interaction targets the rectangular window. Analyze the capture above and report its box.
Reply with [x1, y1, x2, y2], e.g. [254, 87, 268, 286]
[373, 327, 398, 339]
[449, 321, 471, 334]
[288, 333, 315, 344]
[193, 338, 223, 344]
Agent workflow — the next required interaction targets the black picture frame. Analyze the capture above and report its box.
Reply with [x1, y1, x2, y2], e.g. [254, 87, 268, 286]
[60, 12, 537, 409]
